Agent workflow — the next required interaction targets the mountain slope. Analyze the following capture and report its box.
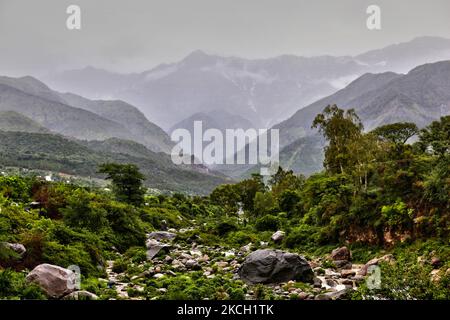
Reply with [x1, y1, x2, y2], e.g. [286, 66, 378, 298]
[169, 109, 255, 135]
[275, 71, 402, 147]
[60, 93, 173, 153]
[0, 111, 49, 133]
[0, 83, 137, 142]
[0, 131, 230, 194]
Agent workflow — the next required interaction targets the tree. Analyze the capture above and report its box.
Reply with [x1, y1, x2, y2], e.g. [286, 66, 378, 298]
[210, 184, 241, 216]
[253, 191, 275, 216]
[269, 167, 304, 198]
[372, 122, 418, 145]
[236, 174, 266, 212]
[418, 116, 450, 158]
[98, 163, 146, 206]
[312, 105, 363, 174]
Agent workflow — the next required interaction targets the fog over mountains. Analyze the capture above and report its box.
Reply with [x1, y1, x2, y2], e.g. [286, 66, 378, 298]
[44, 37, 450, 131]
[1, 36, 450, 185]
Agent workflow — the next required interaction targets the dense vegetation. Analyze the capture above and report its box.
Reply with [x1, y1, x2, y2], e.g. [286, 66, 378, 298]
[0, 106, 448, 300]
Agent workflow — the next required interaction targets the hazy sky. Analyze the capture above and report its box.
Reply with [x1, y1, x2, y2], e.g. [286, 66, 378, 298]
[0, 0, 449, 76]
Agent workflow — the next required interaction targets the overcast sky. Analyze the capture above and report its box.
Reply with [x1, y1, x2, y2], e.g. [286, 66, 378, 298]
[0, 0, 449, 76]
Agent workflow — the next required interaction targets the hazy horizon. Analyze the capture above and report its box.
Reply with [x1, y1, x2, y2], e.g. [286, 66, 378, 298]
[1, 0, 450, 77]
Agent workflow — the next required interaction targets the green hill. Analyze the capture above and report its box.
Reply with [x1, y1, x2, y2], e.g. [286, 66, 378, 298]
[0, 131, 231, 194]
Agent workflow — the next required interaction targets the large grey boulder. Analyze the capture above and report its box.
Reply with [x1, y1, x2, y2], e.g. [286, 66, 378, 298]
[147, 231, 177, 241]
[238, 249, 314, 284]
[146, 238, 171, 260]
[26, 264, 77, 298]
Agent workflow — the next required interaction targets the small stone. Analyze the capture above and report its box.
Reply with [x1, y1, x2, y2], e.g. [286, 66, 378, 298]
[341, 270, 356, 278]
[271, 231, 285, 243]
[431, 257, 441, 267]
[185, 259, 201, 270]
[63, 290, 98, 300]
[153, 273, 165, 279]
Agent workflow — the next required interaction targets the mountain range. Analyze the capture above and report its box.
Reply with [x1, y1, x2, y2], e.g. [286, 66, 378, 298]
[44, 36, 450, 131]
[217, 60, 450, 178]
[0, 75, 173, 153]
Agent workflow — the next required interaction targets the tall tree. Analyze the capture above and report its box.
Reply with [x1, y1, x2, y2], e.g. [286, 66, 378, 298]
[312, 105, 363, 174]
[98, 163, 146, 206]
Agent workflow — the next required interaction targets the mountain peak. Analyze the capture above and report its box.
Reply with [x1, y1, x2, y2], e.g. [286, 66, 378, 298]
[181, 50, 218, 67]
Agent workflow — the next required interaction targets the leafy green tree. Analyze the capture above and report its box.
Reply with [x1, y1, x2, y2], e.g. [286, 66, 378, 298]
[312, 105, 363, 174]
[235, 174, 266, 212]
[279, 190, 301, 215]
[253, 191, 275, 216]
[62, 189, 108, 231]
[372, 122, 419, 145]
[418, 116, 450, 158]
[210, 184, 240, 215]
[269, 167, 304, 199]
[0, 176, 30, 203]
[98, 163, 146, 206]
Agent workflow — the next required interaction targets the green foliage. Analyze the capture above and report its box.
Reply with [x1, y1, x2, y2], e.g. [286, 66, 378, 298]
[99, 163, 146, 206]
[0, 176, 30, 203]
[252, 192, 276, 216]
[312, 104, 363, 174]
[354, 261, 450, 300]
[372, 122, 419, 145]
[381, 200, 414, 229]
[0, 269, 46, 300]
[255, 215, 281, 231]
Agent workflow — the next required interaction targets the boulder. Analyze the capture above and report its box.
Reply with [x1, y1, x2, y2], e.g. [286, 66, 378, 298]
[1, 242, 26, 257]
[271, 231, 285, 243]
[238, 249, 314, 284]
[334, 260, 352, 270]
[63, 290, 98, 300]
[358, 254, 395, 276]
[26, 264, 77, 298]
[146, 239, 171, 260]
[331, 246, 351, 262]
[147, 231, 177, 241]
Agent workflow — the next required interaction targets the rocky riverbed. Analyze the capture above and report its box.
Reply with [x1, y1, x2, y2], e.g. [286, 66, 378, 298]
[22, 228, 398, 300]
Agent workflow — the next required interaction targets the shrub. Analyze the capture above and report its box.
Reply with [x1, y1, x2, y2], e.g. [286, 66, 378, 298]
[255, 215, 280, 231]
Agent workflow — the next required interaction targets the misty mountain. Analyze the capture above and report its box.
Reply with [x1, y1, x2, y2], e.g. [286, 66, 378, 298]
[218, 60, 450, 178]
[0, 76, 173, 153]
[0, 131, 230, 194]
[60, 93, 173, 153]
[355, 36, 450, 72]
[274, 71, 403, 147]
[44, 37, 450, 131]
[0, 111, 49, 134]
[276, 60, 450, 149]
[169, 109, 255, 136]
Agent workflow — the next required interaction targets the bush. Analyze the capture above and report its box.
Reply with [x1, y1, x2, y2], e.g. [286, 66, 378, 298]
[255, 215, 280, 231]
[216, 220, 238, 237]
[0, 269, 46, 300]
[284, 224, 321, 249]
